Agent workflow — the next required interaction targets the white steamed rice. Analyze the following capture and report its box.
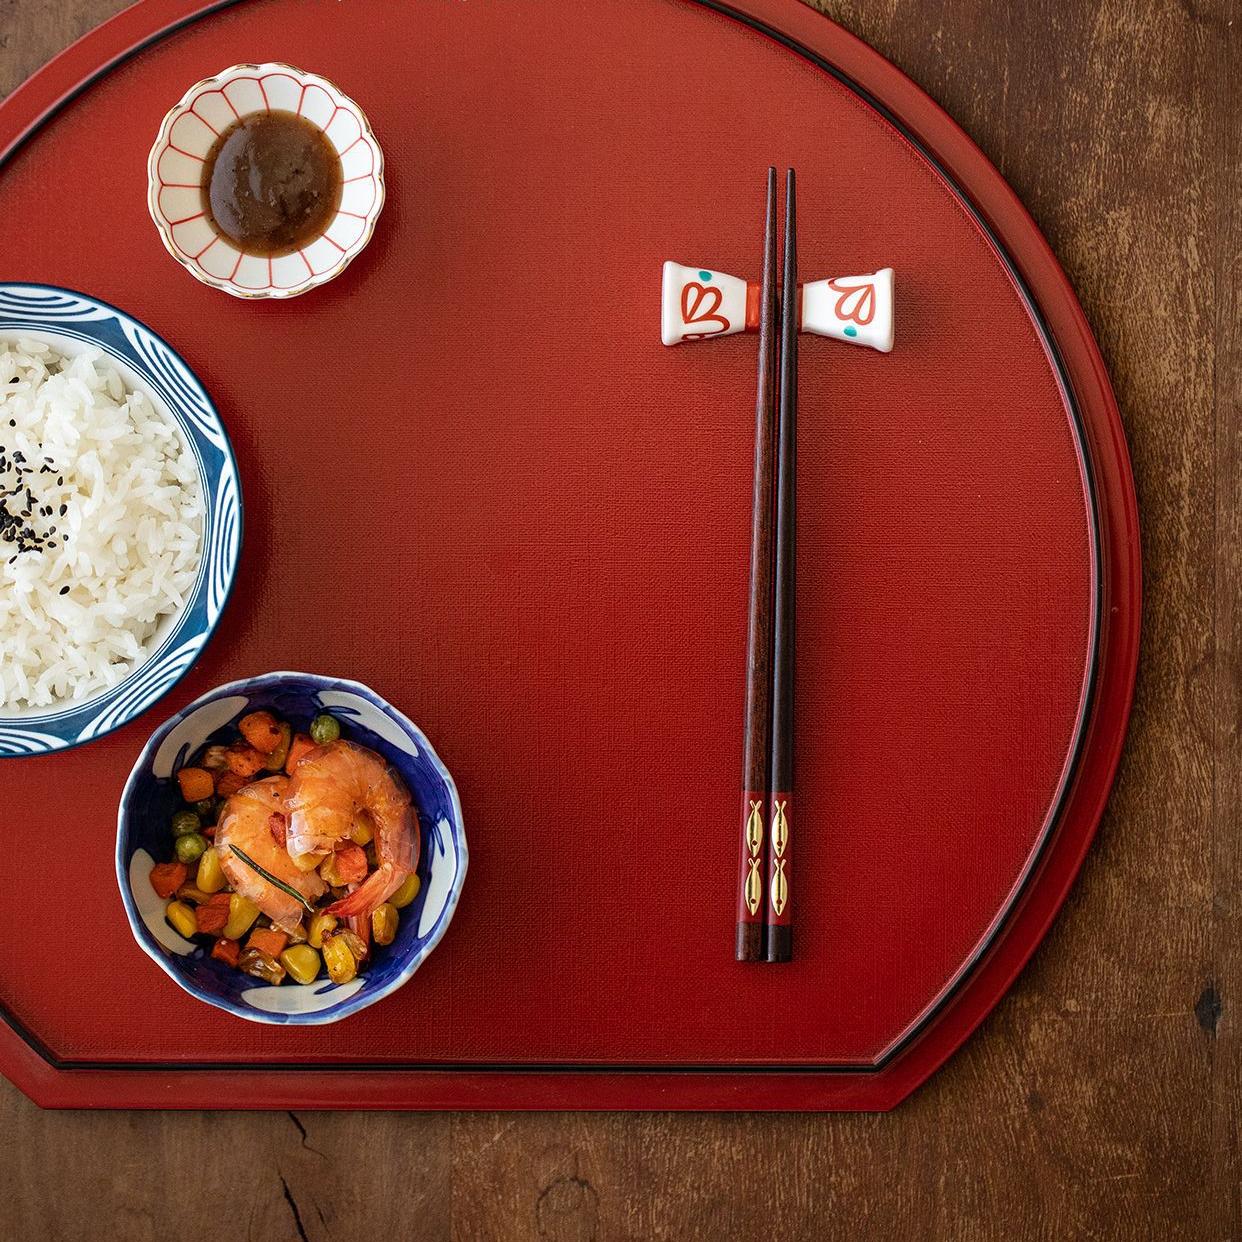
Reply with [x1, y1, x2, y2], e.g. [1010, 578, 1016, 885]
[0, 338, 204, 710]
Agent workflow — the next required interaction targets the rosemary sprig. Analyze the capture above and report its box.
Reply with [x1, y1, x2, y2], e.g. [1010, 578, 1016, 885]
[229, 844, 314, 913]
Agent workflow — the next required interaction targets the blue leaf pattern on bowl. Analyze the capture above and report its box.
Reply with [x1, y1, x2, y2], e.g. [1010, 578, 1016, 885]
[129, 848, 196, 955]
[0, 283, 241, 755]
[0, 726, 66, 755]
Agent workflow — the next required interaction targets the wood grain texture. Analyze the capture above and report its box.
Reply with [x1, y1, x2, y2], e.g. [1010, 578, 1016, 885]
[0, 0, 1235, 1237]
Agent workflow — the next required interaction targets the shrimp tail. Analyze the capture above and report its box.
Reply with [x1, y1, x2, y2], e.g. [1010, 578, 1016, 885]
[325, 861, 410, 919]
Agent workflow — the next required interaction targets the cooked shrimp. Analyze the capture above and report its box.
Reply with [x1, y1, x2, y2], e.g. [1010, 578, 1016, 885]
[284, 739, 419, 919]
[216, 776, 326, 932]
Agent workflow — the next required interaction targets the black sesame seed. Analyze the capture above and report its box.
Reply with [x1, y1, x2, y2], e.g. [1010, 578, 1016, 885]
[58, 504, 67, 516]
[58, 585, 69, 595]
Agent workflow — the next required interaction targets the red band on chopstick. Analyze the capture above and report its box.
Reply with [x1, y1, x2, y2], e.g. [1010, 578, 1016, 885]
[745, 282, 801, 332]
[745, 281, 760, 331]
[738, 790, 766, 921]
[736, 789, 767, 961]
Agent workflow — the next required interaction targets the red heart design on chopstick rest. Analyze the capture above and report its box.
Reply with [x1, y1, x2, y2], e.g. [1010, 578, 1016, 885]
[681, 282, 730, 336]
[827, 277, 876, 326]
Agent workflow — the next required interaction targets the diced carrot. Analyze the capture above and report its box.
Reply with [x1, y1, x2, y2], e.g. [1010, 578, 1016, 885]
[149, 861, 188, 899]
[269, 812, 287, 847]
[195, 892, 231, 935]
[176, 767, 215, 802]
[215, 770, 246, 798]
[285, 732, 316, 775]
[239, 710, 283, 754]
[211, 937, 241, 967]
[247, 926, 289, 958]
[334, 843, 368, 886]
[225, 742, 267, 777]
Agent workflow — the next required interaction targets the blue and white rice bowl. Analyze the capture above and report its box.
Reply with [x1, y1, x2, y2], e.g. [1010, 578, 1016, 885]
[116, 672, 467, 1024]
[0, 284, 240, 755]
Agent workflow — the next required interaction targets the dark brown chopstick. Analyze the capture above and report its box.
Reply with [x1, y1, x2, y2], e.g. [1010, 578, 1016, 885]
[766, 168, 796, 963]
[735, 167, 779, 962]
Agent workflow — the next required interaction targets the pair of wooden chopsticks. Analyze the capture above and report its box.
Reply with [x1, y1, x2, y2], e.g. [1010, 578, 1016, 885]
[736, 167, 796, 964]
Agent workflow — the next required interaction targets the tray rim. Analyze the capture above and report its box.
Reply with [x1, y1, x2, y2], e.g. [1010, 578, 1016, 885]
[0, 0, 1141, 1110]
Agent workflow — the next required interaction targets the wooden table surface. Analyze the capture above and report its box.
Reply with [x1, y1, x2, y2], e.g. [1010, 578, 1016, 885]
[1, 1, 1237, 1237]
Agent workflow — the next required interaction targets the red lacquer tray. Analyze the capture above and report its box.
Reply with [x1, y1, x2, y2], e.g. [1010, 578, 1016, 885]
[0, 0, 1139, 1110]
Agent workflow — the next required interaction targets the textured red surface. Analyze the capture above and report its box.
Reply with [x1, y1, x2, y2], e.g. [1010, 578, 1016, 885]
[0, 0, 1138, 1108]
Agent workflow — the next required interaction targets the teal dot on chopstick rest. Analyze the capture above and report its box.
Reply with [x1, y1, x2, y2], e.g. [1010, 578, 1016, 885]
[699, 270, 712, 281]
[844, 325, 858, 337]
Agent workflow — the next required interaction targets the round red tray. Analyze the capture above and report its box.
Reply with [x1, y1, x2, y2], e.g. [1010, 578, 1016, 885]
[0, 0, 1139, 1109]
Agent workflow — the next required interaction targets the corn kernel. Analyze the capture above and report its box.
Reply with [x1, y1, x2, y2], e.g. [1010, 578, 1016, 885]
[349, 812, 374, 846]
[336, 929, 368, 961]
[391, 872, 421, 909]
[372, 902, 399, 946]
[307, 912, 338, 949]
[281, 944, 322, 985]
[196, 846, 226, 894]
[222, 892, 261, 941]
[165, 900, 197, 939]
[323, 934, 358, 984]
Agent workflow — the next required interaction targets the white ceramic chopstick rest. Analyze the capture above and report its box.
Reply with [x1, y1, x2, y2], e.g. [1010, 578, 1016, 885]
[661, 261, 894, 353]
[661, 262, 752, 345]
[801, 267, 894, 353]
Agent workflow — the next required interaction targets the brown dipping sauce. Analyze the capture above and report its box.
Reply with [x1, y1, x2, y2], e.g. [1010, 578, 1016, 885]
[201, 111, 342, 257]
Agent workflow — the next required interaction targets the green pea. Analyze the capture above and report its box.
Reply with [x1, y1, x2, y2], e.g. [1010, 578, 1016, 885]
[174, 832, 209, 864]
[171, 809, 202, 837]
[310, 713, 341, 746]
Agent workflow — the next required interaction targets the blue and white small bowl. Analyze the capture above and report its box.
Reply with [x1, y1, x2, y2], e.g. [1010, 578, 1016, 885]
[116, 672, 467, 1024]
[0, 284, 241, 756]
